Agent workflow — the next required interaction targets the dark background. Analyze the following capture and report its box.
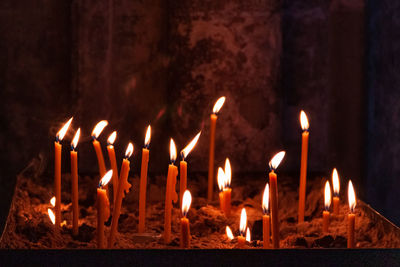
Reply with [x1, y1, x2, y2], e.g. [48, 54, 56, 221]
[0, 0, 398, 232]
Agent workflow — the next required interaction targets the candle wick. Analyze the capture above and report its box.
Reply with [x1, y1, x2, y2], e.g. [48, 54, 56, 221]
[55, 136, 60, 143]
[91, 135, 96, 141]
[144, 144, 149, 149]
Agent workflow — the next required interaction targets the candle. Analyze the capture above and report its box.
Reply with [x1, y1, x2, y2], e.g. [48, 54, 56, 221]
[108, 143, 133, 248]
[107, 131, 119, 206]
[223, 158, 232, 217]
[208, 96, 225, 201]
[179, 131, 201, 208]
[269, 151, 285, 249]
[180, 190, 192, 248]
[237, 208, 247, 248]
[262, 183, 270, 248]
[54, 117, 73, 227]
[70, 128, 81, 236]
[347, 180, 356, 248]
[225, 226, 234, 241]
[323, 181, 331, 233]
[332, 168, 340, 215]
[97, 170, 112, 249]
[164, 139, 178, 244]
[298, 110, 309, 223]
[139, 125, 151, 233]
[91, 120, 108, 178]
[217, 167, 225, 212]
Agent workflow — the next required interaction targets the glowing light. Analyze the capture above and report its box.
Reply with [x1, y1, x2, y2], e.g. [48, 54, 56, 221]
[269, 151, 285, 171]
[48, 208, 55, 225]
[246, 227, 251, 242]
[332, 168, 340, 196]
[300, 110, 309, 131]
[226, 226, 234, 241]
[99, 170, 113, 187]
[169, 138, 177, 163]
[125, 143, 134, 159]
[144, 125, 151, 147]
[224, 158, 232, 188]
[56, 117, 73, 141]
[217, 167, 225, 191]
[262, 183, 269, 214]
[107, 131, 117, 145]
[348, 180, 356, 213]
[239, 208, 247, 236]
[71, 128, 81, 150]
[91, 120, 108, 139]
[324, 181, 331, 210]
[50, 197, 55, 207]
[181, 190, 192, 217]
[212, 97, 226, 114]
[181, 131, 201, 159]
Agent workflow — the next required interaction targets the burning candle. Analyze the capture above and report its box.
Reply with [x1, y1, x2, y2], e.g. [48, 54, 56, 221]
[139, 125, 151, 233]
[180, 131, 201, 208]
[332, 168, 340, 215]
[262, 183, 271, 248]
[164, 139, 178, 244]
[298, 110, 309, 223]
[180, 190, 192, 248]
[347, 180, 356, 248]
[246, 227, 251, 243]
[237, 208, 247, 248]
[91, 120, 108, 178]
[108, 143, 133, 248]
[70, 128, 81, 236]
[226, 226, 234, 241]
[97, 170, 112, 249]
[223, 158, 232, 217]
[323, 181, 331, 233]
[107, 131, 119, 206]
[208, 96, 225, 201]
[269, 151, 285, 248]
[217, 167, 225, 212]
[54, 117, 73, 227]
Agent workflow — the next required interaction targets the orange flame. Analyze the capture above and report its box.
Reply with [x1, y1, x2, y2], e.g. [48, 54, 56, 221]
[332, 168, 340, 196]
[125, 143, 134, 159]
[224, 158, 232, 188]
[217, 167, 225, 191]
[239, 208, 247, 236]
[269, 151, 285, 171]
[99, 170, 113, 187]
[181, 131, 201, 159]
[107, 131, 117, 145]
[56, 117, 73, 141]
[262, 183, 269, 214]
[246, 227, 251, 242]
[91, 120, 108, 139]
[226, 226, 234, 241]
[48, 208, 55, 225]
[300, 110, 309, 131]
[181, 190, 192, 217]
[212, 96, 226, 114]
[324, 181, 331, 210]
[169, 138, 177, 163]
[50, 197, 55, 207]
[144, 125, 151, 147]
[71, 128, 81, 150]
[348, 180, 356, 213]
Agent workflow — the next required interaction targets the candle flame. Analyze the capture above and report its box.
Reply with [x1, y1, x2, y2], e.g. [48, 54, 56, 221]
[56, 117, 73, 141]
[91, 120, 108, 139]
[324, 181, 331, 210]
[99, 170, 113, 188]
[239, 208, 247, 236]
[71, 128, 81, 150]
[332, 168, 340, 196]
[224, 158, 232, 188]
[262, 183, 269, 214]
[181, 190, 192, 217]
[217, 167, 225, 191]
[181, 131, 201, 159]
[125, 143, 134, 159]
[226, 226, 234, 241]
[50, 197, 55, 207]
[348, 180, 356, 213]
[144, 125, 151, 147]
[246, 227, 251, 242]
[169, 138, 177, 163]
[107, 131, 117, 145]
[48, 208, 55, 225]
[269, 151, 285, 171]
[300, 110, 309, 131]
[212, 96, 226, 114]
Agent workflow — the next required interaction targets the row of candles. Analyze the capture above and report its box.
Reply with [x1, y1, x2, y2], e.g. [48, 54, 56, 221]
[50, 97, 357, 248]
